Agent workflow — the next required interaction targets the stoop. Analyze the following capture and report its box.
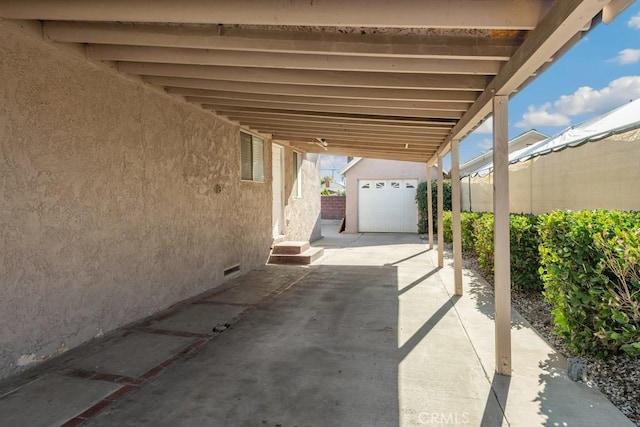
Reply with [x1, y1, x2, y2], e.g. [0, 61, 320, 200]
[268, 241, 324, 265]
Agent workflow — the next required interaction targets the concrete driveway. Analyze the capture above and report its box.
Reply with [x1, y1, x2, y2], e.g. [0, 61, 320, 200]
[0, 222, 633, 426]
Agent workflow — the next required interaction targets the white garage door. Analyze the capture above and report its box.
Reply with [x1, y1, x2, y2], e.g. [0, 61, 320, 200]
[358, 179, 419, 232]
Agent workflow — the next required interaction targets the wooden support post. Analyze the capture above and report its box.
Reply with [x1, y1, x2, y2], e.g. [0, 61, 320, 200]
[493, 95, 511, 376]
[426, 164, 434, 250]
[437, 159, 444, 268]
[451, 139, 463, 295]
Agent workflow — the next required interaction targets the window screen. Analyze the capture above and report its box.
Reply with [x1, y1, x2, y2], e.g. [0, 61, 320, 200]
[240, 132, 264, 182]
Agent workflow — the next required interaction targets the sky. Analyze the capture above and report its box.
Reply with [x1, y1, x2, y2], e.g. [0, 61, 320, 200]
[321, 3, 640, 176]
[456, 3, 640, 169]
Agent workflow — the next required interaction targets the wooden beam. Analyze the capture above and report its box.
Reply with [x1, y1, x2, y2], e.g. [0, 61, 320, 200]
[196, 100, 464, 119]
[437, 159, 444, 268]
[213, 107, 458, 126]
[451, 139, 463, 295]
[44, 22, 522, 59]
[147, 77, 481, 102]
[493, 95, 511, 376]
[88, 44, 502, 75]
[428, 0, 606, 165]
[250, 125, 447, 140]
[4, 0, 552, 29]
[287, 139, 435, 151]
[427, 165, 434, 250]
[269, 133, 442, 146]
[119, 62, 491, 90]
[290, 145, 431, 162]
[225, 114, 454, 131]
[603, 0, 634, 24]
[231, 118, 452, 135]
[167, 88, 471, 111]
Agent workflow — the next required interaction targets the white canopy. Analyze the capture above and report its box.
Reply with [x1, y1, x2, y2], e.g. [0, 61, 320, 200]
[466, 98, 640, 177]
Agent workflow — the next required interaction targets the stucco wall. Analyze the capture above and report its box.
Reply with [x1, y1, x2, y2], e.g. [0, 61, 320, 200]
[461, 131, 640, 213]
[0, 24, 273, 379]
[343, 159, 430, 233]
[283, 151, 322, 242]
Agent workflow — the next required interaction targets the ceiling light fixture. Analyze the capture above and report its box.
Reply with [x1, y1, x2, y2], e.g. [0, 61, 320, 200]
[315, 138, 329, 151]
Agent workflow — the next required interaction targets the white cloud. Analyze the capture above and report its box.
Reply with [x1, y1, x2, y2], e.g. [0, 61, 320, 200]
[628, 12, 640, 29]
[474, 117, 493, 134]
[477, 138, 493, 151]
[515, 103, 570, 129]
[614, 48, 640, 64]
[516, 76, 640, 129]
[554, 76, 640, 116]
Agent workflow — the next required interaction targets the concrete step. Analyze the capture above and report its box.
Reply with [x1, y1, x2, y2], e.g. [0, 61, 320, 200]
[272, 241, 310, 255]
[268, 247, 324, 265]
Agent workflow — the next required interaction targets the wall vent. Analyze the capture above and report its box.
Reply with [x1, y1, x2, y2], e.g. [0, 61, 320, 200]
[223, 264, 241, 276]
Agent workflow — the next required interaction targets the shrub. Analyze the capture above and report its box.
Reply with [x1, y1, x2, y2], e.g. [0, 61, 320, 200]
[471, 213, 542, 291]
[474, 213, 494, 277]
[441, 211, 480, 251]
[442, 211, 452, 243]
[539, 210, 640, 357]
[461, 212, 481, 253]
[416, 179, 451, 233]
[509, 214, 542, 291]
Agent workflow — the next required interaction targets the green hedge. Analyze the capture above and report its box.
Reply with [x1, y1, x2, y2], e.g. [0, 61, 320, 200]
[441, 212, 541, 291]
[461, 212, 481, 252]
[473, 213, 495, 278]
[438, 209, 640, 356]
[539, 210, 640, 357]
[442, 211, 453, 243]
[416, 180, 451, 233]
[440, 211, 479, 252]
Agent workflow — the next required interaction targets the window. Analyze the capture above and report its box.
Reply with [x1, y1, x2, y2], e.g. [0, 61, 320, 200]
[375, 182, 385, 189]
[240, 132, 264, 182]
[293, 152, 303, 197]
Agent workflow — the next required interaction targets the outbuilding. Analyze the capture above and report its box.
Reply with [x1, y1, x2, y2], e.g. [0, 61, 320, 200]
[341, 158, 435, 233]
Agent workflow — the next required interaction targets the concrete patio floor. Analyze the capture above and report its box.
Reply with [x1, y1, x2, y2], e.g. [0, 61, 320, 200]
[0, 221, 633, 426]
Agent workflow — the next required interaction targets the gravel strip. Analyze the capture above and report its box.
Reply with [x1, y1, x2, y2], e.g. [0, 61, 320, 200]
[464, 255, 640, 426]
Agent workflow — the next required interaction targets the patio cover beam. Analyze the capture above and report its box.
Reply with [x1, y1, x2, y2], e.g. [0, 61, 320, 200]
[289, 146, 431, 163]
[198, 101, 463, 120]
[276, 139, 439, 152]
[45, 22, 520, 60]
[232, 121, 452, 136]
[87, 45, 501, 75]
[212, 108, 457, 126]
[167, 88, 471, 111]
[259, 128, 446, 141]
[3, 0, 552, 29]
[224, 113, 454, 130]
[146, 77, 481, 102]
[119, 62, 491, 91]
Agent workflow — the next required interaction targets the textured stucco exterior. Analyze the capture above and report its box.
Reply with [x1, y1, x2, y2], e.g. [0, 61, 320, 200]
[461, 130, 640, 213]
[282, 151, 322, 242]
[343, 159, 432, 233]
[0, 24, 279, 379]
